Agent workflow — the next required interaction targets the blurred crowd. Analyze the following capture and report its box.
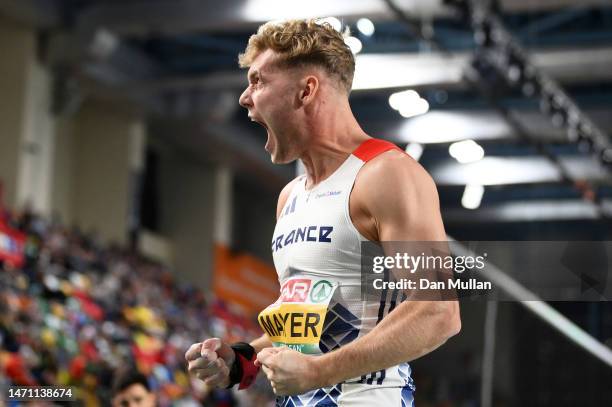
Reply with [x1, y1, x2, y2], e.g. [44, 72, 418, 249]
[0, 207, 272, 406]
[0, 205, 485, 407]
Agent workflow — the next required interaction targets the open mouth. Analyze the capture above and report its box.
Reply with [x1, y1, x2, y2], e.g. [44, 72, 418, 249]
[249, 115, 268, 130]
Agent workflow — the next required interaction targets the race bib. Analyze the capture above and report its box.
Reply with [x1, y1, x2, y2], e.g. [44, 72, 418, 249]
[258, 277, 337, 354]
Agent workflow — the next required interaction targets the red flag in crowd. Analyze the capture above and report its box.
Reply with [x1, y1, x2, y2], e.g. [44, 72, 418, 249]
[0, 219, 26, 268]
[0, 180, 26, 268]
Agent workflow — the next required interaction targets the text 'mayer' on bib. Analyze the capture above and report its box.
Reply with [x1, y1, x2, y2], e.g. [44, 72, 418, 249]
[258, 277, 338, 354]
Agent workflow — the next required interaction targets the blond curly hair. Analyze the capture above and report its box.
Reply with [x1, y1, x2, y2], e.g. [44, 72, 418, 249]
[238, 19, 355, 94]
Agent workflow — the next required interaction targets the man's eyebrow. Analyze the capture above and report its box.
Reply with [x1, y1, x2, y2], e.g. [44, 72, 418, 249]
[248, 70, 260, 81]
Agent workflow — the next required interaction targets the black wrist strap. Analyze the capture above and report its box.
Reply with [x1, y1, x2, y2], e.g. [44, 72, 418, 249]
[226, 342, 258, 389]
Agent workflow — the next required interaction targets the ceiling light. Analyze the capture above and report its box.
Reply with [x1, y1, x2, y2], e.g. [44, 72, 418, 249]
[389, 90, 419, 111]
[356, 18, 375, 36]
[345, 36, 362, 54]
[317, 16, 342, 32]
[399, 98, 429, 118]
[405, 143, 424, 161]
[462, 184, 485, 210]
[449, 139, 485, 164]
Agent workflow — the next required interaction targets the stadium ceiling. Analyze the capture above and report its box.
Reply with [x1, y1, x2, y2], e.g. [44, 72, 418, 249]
[8, 0, 605, 35]
[1, 0, 612, 223]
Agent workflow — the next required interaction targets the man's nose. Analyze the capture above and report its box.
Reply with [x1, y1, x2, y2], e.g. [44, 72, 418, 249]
[239, 87, 252, 108]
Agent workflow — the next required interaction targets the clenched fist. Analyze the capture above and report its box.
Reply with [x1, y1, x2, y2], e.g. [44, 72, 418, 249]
[256, 347, 322, 396]
[185, 338, 235, 388]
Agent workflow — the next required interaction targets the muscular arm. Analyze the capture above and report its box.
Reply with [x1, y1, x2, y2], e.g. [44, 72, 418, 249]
[313, 150, 461, 386]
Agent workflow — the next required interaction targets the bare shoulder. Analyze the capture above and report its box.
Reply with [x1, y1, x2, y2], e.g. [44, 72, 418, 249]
[351, 149, 444, 241]
[354, 149, 437, 200]
[276, 176, 302, 220]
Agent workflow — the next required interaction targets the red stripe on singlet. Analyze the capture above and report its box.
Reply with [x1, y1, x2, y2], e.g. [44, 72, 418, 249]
[352, 138, 401, 162]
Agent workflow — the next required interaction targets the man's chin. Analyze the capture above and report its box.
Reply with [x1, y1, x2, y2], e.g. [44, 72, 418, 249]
[270, 155, 285, 165]
[269, 152, 295, 165]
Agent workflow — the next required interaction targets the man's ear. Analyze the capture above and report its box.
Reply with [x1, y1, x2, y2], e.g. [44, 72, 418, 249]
[298, 75, 319, 106]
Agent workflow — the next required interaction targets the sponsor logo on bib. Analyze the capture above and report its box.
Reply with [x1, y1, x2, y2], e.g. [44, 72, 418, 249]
[258, 277, 337, 354]
[280, 279, 311, 302]
[310, 280, 333, 303]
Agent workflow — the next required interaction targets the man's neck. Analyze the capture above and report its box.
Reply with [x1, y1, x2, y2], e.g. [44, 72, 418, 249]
[300, 126, 369, 189]
[297, 94, 369, 188]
